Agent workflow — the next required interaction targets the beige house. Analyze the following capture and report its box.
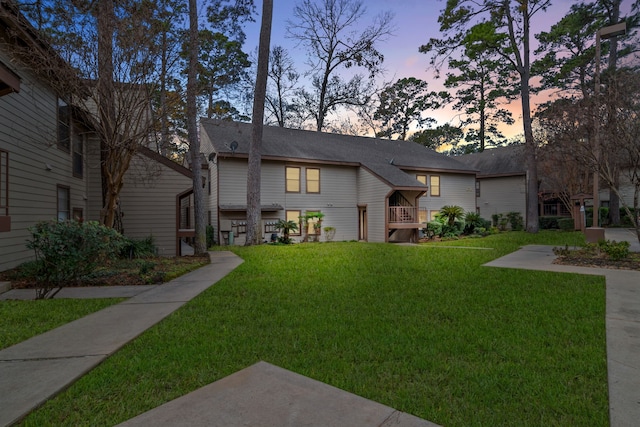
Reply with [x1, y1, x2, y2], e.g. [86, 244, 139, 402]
[200, 119, 477, 244]
[0, 3, 193, 272]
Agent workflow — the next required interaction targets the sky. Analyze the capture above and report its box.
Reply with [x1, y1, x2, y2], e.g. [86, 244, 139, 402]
[240, 0, 634, 138]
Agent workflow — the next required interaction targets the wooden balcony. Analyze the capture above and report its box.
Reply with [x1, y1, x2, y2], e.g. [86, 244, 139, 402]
[388, 206, 422, 229]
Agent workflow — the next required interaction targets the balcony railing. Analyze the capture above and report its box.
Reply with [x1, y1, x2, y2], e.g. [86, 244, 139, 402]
[389, 206, 418, 224]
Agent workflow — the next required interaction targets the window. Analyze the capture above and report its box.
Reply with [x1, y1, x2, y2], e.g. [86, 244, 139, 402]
[475, 180, 480, 197]
[72, 135, 83, 178]
[419, 207, 428, 224]
[0, 150, 8, 217]
[430, 175, 440, 197]
[430, 210, 439, 221]
[286, 210, 301, 235]
[286, 166, 300, 192]
[306, 168, 320, 193]
[57, 185, 70, 221]
[416, 174, 427, 185]
[57, 98, 70, 151]
[72, 208, 83, 221]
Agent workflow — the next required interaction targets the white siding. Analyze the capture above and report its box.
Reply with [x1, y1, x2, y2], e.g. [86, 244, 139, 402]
[0, 52, 88, 271]
[477, 176, 526, 219]
[357, 168, 390, 243]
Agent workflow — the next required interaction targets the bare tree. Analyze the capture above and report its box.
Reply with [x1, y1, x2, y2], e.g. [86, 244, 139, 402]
[246, 0, 273, 246]
[286, 0, 394, 131]
[265, 45, 299, 127]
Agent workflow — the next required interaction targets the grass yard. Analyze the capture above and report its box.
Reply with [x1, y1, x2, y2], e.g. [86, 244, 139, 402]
[19, 231, 607, 426]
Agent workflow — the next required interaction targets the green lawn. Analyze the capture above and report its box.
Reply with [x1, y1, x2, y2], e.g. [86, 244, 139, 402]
[19, 231, 607, 426]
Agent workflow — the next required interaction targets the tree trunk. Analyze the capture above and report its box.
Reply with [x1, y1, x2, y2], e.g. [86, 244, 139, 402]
[97, 0, 118, 228]
[606, 0, 622, 226]
[246, 0, 273, 246]
[187, 0, 206, 255]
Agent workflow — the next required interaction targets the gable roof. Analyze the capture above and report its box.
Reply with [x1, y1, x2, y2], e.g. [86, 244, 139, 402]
[456, 145, 527, 178]
[200, 119, 476, 189]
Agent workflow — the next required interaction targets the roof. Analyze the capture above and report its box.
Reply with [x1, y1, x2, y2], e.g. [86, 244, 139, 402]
[200, 119, 476, 189]
[455, 145, 527, 178]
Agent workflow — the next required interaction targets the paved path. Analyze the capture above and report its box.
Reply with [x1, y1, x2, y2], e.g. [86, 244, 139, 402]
[0, 252, 244, 427]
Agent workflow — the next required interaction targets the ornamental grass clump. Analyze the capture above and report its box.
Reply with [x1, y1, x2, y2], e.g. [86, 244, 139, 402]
[26, 220, 125, 299]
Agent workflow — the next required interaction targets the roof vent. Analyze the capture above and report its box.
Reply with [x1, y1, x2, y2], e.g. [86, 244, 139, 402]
[230, 140, 238, 154]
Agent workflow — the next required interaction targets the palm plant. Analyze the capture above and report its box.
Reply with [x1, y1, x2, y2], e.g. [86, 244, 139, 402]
[275, 219, 298, 243]
[440, 205, 465, 227]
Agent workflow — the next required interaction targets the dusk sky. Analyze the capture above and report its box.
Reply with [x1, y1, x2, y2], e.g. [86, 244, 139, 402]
[241, 0, 634, 138]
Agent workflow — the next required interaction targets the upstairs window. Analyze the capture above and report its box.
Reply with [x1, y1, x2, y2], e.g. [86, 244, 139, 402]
[57, 98, 70, 151]
[475, 180, 481, 197]
[286, 166, 300, 193]
[430, 175, 440, 197]
[306, 168, 320, 193]
[416, 174, 427, 185]
[72, 135, 84, 178]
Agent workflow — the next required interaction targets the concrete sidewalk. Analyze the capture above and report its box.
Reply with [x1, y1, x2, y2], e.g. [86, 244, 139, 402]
[0, 251, 244, 427]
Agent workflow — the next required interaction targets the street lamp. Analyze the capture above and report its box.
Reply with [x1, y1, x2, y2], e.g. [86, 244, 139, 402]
[587, 22, 626, 242]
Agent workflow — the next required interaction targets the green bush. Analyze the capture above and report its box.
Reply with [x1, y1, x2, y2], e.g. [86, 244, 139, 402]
[557, 218, 575, 231]
[506, 212, 524, 231]
[26, 220, 125, 299]
[424, 221, 442, 239]
[206, 225, 215, 248]
[539, 216, 562, 229]
[599, 240, 630, 261]
[120, 236, 156, 259]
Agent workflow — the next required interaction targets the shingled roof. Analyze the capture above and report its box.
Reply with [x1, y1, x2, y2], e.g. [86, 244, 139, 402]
[455, 145, 527, 178]
[200, 119, 476, 189]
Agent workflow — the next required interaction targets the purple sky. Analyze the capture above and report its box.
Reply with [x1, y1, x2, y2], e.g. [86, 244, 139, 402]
[242, 0, 633, 137]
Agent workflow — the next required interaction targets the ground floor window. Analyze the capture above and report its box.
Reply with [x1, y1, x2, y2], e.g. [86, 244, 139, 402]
[286, 210, 301, 235]
[57, 185, 70, 221]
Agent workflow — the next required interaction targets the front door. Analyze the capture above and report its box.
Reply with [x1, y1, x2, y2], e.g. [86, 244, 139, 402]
[358, 206, 367, 241]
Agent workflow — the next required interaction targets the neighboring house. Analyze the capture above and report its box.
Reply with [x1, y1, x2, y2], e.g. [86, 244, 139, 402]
[200, 119, 477, 244]
[456, 145, 528, 222]
[0, 3, 193, 272]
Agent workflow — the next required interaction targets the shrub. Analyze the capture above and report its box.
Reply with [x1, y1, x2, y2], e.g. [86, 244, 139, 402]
[424, 221, 442, 239]
[539, 216, 562, 230]
[557, 218, 575, 231]
[463, 212, 490, 235]
[120, 235, 156, 259]
[506, 211, 524, 231]
[206, 225, 215, 248]
[599, 240, 630, 261]
[26, 220, 125, 299]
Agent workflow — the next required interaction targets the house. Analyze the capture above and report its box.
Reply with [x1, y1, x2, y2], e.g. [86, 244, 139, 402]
[456, 145, 528, 223]
[0, 2, 193, 272]
[200, 119, 477, 244]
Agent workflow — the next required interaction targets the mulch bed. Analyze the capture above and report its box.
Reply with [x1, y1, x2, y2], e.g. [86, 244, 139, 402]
[0, 255, 210, 289]
[553, 253, 640, 271]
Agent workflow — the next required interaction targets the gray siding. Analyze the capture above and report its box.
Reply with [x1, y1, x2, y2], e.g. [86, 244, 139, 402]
[419, 173, 477, 219]
[357, 168, 390, 243]
[119, 153, 192, 257]
[477, 176, 526, 219]
[0, 52, 87, 271]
